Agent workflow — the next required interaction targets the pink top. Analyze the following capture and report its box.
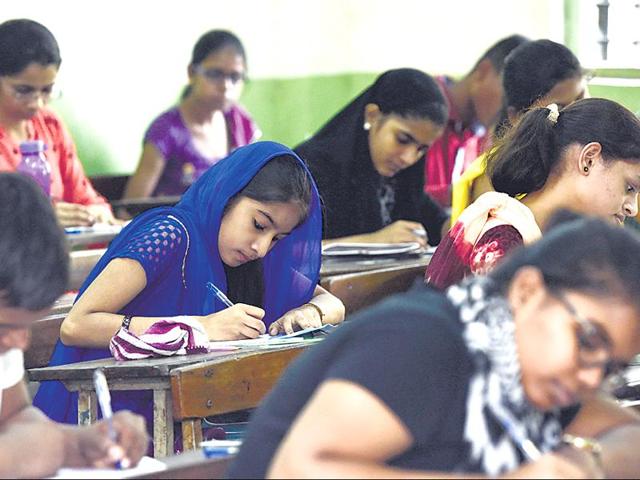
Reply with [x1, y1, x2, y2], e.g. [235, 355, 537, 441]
[0, 108, 107, 205]
[424, 76, 487, 207]
[144, 104, 260, 196]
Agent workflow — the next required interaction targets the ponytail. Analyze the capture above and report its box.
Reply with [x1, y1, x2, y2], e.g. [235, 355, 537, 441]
[488, 98, 640, 197]
[487, 106, 560, 196]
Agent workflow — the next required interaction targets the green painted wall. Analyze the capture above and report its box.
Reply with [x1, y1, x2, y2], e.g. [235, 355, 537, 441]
[241, 73, 376, 147]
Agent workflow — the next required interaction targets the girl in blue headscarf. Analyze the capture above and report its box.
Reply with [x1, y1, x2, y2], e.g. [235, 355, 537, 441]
[34, 141, 345, 428]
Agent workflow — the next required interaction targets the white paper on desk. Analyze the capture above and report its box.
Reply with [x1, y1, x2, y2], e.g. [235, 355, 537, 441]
[50, 456, 166, 479]
[209, 334, 307, 349]
[322, 241, 424, 256]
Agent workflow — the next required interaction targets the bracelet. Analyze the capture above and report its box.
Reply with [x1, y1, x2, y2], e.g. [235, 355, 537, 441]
[122, 315, 133, 330]
[304, 303, 325, 322]
[561, 434, 604, 475]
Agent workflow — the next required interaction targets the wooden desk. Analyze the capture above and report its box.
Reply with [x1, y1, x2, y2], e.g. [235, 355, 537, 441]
[320, 252, 431, 279]
[69, 248, 106, 290]
[133, 451, 232, 479]
[321, 263, 427, 315]
[27, 343, 310, 458]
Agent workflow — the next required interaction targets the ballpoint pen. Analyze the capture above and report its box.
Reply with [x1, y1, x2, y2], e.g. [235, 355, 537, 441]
[493, 409, 541, 462]
[206, 281, 234, 308]
[93, 368, 123, 469]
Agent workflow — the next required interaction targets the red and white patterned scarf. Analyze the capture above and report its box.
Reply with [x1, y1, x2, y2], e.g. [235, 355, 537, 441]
[109, 316, 208, 360]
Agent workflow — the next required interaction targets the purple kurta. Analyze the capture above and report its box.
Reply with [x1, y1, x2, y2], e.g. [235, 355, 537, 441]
[144, 104, 260, 196]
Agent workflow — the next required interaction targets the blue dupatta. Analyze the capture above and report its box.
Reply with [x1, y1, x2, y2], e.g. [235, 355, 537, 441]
[34, 141, 322, 425]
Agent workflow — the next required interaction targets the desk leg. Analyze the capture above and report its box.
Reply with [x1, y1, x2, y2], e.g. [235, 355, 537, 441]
[153, 389, 174, 458]
[181, 419, 203, 451]
[78, 389, 97, 425]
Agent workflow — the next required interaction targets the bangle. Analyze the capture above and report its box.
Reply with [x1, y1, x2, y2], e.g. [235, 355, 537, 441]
[561, 434, 604, 475]
[304, 303, 325, 322]
[122, 315, 133, 330]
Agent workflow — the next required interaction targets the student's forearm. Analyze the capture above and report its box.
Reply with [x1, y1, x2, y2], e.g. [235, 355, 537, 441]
[0, 406, 66, 478]
[60, 311, 202, 348]
[310, 292, 345, 325]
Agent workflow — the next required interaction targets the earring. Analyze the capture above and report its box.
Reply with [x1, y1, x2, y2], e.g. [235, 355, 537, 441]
[363, 121, 371, 131]
[583, 166, 589, 172]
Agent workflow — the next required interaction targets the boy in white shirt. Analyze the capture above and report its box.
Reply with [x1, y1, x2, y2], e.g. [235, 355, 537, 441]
[0, 173, 148, 478]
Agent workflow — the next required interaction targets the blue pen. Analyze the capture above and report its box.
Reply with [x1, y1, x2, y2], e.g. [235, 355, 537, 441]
[206, 282, 234, 308]
[93, 369, 123, 469]
[493, 410, 541, 462]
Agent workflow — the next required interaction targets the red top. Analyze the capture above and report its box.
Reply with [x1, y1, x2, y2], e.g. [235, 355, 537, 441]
[0, 108, 107, 205]
[425, 224, 523, 290]
[424, 76, 487, 207]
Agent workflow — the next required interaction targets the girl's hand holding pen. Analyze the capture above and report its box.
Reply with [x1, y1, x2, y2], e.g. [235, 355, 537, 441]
[69, 411, 148, 469]
[203, 304, 266, 340]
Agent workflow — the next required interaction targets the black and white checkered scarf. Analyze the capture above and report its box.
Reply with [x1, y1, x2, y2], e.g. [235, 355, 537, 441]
[447, 276, 563, 475]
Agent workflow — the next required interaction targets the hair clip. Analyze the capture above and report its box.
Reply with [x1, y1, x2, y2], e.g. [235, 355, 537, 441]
[546, 103, 560, 125]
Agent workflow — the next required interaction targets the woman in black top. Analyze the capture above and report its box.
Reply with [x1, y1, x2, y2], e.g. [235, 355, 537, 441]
[295, 69, 449, 246]
[228, 214, 640, 478]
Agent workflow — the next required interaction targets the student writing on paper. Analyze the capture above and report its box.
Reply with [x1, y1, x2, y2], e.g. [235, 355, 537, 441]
[0, 19, 119, 228]
[34, 142, 344, 434]
[123, 29, 260, 199]
[426, 98, 640, 290]
[0, 173, 148, 478]
[229, 215, 640, 478]
[295, 69, 449, 248]
[450, 39, 590, 224]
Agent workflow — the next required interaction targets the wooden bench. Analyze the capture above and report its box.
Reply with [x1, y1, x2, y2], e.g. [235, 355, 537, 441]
[171, 347, 306, 450]
[321, 264, 426, 315]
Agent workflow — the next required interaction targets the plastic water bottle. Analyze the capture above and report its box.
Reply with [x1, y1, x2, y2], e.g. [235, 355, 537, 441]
[17, 140, 51, 197]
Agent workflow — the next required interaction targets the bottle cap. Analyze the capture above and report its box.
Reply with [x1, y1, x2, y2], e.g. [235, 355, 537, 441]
[19, 140, 46, 155]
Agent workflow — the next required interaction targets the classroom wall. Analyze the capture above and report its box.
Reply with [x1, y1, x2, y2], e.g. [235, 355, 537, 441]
[3, 0, 565, 176]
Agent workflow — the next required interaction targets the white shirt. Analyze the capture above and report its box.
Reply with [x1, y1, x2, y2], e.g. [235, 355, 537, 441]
[0, 349, 25, 414]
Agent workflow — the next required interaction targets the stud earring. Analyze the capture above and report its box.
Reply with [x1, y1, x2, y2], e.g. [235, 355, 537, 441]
[363, 121, 371, 131]
[583, 166, 589, 172]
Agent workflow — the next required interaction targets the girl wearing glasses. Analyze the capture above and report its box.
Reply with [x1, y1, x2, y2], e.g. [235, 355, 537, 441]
[229, 214, 640, 478]
[426, 97, 640, 290]
[123, 29, 260, 199]
[34, 141, 344, 437]
[0, 19, 117, 227]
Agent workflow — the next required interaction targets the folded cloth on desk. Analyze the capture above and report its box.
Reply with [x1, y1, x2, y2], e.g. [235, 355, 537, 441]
[109, 316, 208, 360]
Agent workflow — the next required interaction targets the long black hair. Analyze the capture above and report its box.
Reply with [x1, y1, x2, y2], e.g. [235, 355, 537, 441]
[488, 98, 640, 197]
[224, 155, 313, 307]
